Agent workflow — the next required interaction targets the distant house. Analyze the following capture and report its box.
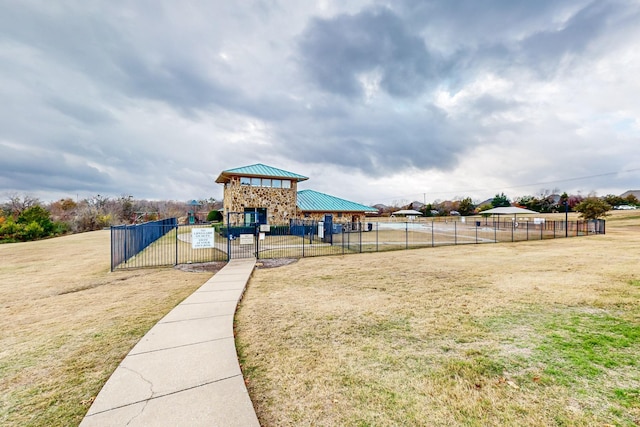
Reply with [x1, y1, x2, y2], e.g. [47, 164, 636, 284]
[408, 201, 425, 211]
[476, 198, 494, 208]
[620, 190, 640, 200]
[216, 163, 376, 225]
[548, 194, 562, 205]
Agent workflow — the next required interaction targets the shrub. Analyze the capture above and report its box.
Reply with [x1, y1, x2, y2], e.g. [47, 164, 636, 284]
[1, 205, 72, 241]
[17, 206, 54, 234]
[478, 204, 493, 217]
[574, 197, 611, 220]
[22, 221, 45, 240]
[0, 218, 20, 241]
[53, 221, 71, 235]
[97, 214, 113, 228]
[207, 210, 223, 222]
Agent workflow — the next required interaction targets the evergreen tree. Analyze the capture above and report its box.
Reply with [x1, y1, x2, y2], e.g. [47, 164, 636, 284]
[574, 197, 611, 220]
[491, 193, 510, 207]
[458, 197, 475, 216]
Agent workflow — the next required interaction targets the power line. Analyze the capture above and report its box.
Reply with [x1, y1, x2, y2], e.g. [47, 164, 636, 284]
[500, 168, 640, 191]
[369, 167, 640, 205]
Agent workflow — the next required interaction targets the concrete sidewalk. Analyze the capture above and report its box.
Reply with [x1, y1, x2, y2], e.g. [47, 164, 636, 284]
[80, 258, 260, 427]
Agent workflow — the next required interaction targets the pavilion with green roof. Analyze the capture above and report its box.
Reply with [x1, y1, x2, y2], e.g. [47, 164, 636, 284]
[215, 163, 375, 226]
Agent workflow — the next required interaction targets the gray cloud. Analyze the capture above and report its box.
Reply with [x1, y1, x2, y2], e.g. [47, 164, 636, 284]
[289, 1, 640, 180]
[271, 101, 472, 177]
[0, 0, 638, 204]
[0, 142, 112, 191]
[298, 7, 439, 98]
[46, 98, 114, 125]
[394, 0, 635, 81]
[515, 1, 621, 75]
[114, 54, 237, 113]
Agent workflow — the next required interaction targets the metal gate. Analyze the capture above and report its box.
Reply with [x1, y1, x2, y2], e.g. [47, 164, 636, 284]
[224, 211, 258, 260]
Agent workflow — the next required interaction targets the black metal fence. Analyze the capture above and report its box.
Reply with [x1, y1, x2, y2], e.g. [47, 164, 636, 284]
[110, 218, 177, 270]
[111, 218, 606, 270]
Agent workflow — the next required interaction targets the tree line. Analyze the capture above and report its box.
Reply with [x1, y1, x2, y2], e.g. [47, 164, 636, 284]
[0, 194, 220, 243]
[385, 191, 638, 220]
[2, 190, 635, 243]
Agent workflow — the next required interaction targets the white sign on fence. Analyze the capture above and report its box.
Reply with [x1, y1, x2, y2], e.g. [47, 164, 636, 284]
[260, 224, 271, 232]
[239, 234, 254, 245]
[191, 228, 215, 249]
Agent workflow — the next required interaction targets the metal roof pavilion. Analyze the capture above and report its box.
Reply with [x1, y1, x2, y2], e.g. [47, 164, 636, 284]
[481, 207, 539, 215]
[481, 206, 540, 222]
[297, 189, 377, 212]
[392, 209, 423, 216]
[215, 163, 309, 184]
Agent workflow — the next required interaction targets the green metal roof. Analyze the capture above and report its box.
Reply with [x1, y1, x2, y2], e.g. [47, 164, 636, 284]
[216, 163, 308, 183]
[297, 189, 377, 212]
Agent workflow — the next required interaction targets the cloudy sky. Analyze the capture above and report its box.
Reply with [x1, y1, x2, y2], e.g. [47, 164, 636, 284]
[1, 0, 639, 206]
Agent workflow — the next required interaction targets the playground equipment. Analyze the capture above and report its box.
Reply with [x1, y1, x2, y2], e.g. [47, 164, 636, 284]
[187, 200, 202, 224]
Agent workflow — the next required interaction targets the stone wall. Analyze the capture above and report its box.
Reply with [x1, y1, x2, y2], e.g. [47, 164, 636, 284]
[222, 176, 298, 225]
[221, 176, 370, 225]
[295, 211, 366, 223]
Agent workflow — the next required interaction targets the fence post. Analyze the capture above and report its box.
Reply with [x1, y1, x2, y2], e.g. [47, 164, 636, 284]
[253, 224, 260, 260]
[431, 220, 434, 247]
[454, 221, 457, 245]
[124, 225, 128, 265]
[359, 222, 362, 253]
[110, 227, 114, 271]
[475, 222, 478, 244]
[405, 221, 408, 249]
[226, 211, 231, 262]
[511, 221, 514, 242]
[376, 222, 379, 252]
[175, 224, 178, 266]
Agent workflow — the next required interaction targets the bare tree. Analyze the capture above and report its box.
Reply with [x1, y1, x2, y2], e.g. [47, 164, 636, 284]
[5, 193, 40, 217]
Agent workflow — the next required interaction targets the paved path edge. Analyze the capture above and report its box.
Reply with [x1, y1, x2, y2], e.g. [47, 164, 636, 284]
[79, 258, 260, 427]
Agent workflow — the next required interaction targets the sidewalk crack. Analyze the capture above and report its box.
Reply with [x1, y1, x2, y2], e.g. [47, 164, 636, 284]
[120, 366, 155, 424]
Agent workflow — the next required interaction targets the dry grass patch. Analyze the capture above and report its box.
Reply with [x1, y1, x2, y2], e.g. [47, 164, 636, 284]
[236, 212, 640, 426]
[0, 231, 216, 426]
